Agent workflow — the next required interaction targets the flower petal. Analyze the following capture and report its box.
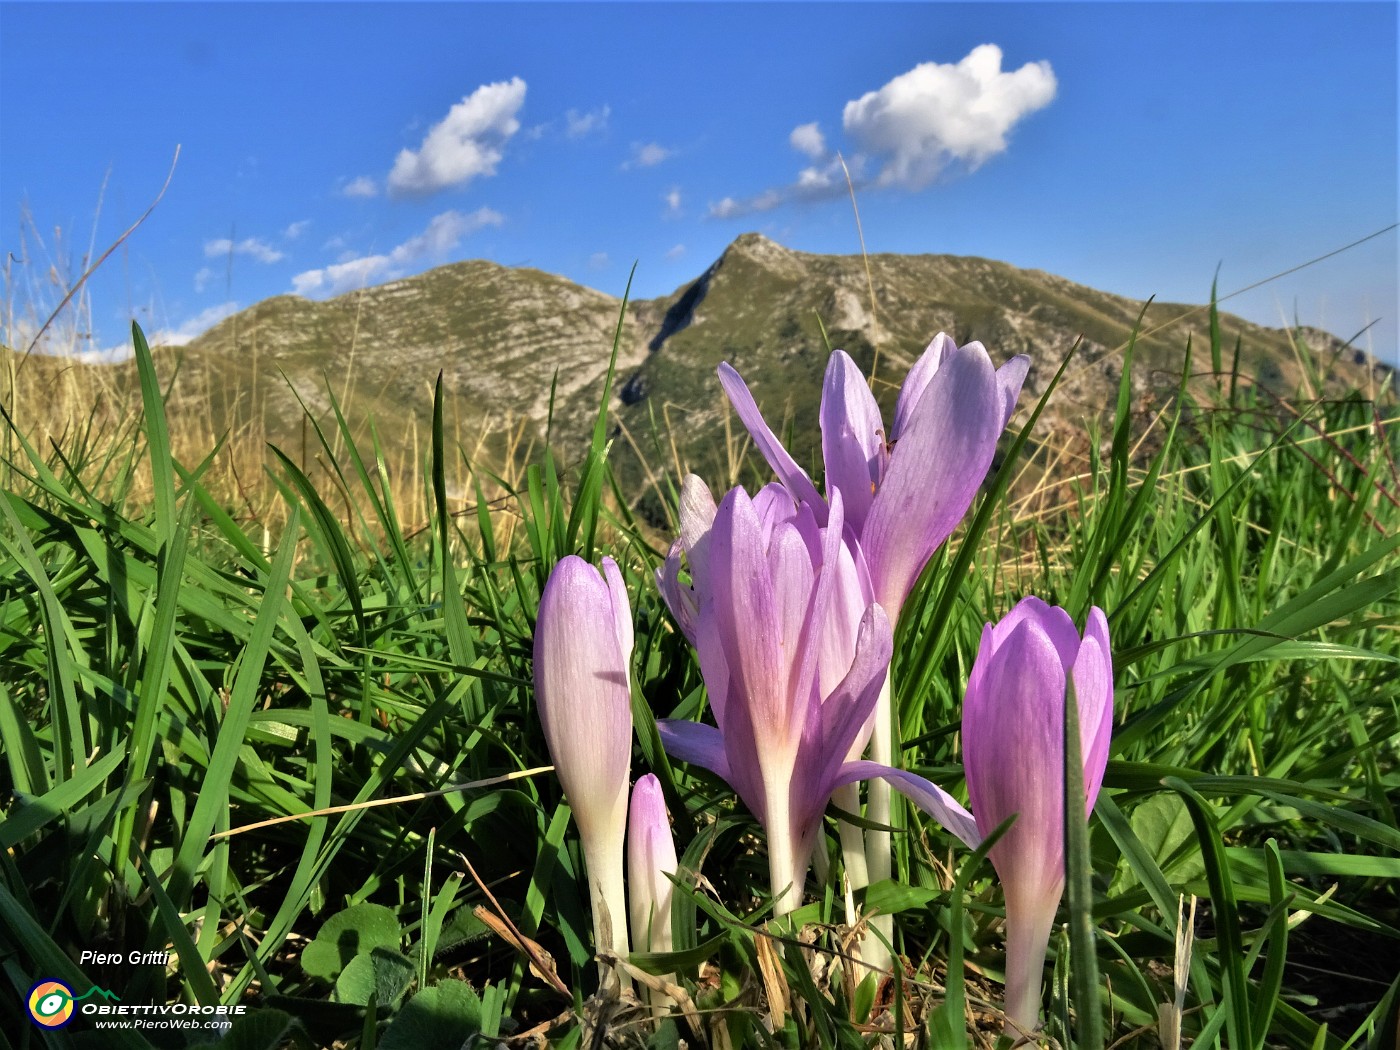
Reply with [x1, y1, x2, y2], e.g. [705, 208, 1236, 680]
[891, 332, 955, 441]
[1073, 606, 1114, 811]
[656, 719, 732, 783]
[821, 350, 885, 535]
[602, 556, 633, 672]
[656, 539, 697, 643]
[534, 556, 633, 847]
[717, 362, 825, 513]
[962, 616, 1067, 892]
[996, 354, 1031, 429]
[709, 488, 791, 749]
[628, 774, 678, 955]
[814, 604, 892, 793]
[861, 340, 1003, 614]
[678, 474, 718, 580]
[830, 761, 982, 850]
[990, 595, 1080, 669]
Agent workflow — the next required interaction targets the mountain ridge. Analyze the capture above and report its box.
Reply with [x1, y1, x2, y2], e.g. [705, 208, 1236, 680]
[8, 233, 1390, 521]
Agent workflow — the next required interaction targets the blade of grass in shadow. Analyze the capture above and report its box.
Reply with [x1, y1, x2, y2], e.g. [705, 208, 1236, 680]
[1066, 305, 1150, 619]
[0, 492, 85, 782]
[133, 843, 221, 1007]
[433, 374, 483, 733]
[1248, 840, 1291, 1046]
[1165, 776, 1253, 1049]
[270, 444, 372, 719]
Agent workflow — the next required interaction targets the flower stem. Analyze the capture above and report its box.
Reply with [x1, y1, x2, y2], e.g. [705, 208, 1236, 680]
[582, 830, 632, 992]
[863, 672, 895, 969]
[1002, 890, 1058, 1037]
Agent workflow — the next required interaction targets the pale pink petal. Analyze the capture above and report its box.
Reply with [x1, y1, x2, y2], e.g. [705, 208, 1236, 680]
[533, 555, 633, 864]
[717, 362, 825, 513]
[861, 341, 1003, 615]
[891, 333, 956, 441]
[1073, 606, 1114, 811]
[962, 617, 1067, 896]
[602, 556, 633, 672]
[656, 539, 697, 643]
[656, 719, 732, 783]
[820, 350, 885, 535]
[709, 488, 789, 748]
[628, 774, 678, 955]
[814, 604, 891, 790]
[996, 354, 1031, 429]
[830, 761, 982, 851]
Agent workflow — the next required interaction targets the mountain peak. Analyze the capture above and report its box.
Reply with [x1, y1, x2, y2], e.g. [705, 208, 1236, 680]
[725, 231, 791, 259]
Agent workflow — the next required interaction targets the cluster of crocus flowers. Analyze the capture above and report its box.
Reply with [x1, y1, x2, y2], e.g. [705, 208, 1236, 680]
[719, 335, 1030, 957]
[529, 334, 1115, 1033]
[655, 480, 980, 915]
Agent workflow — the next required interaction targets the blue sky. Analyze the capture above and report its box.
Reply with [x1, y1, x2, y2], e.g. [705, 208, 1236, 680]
[2, 2, 1396, 365]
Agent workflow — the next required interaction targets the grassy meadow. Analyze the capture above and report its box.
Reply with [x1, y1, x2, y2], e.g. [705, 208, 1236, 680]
[1, 283, 1398, 1050]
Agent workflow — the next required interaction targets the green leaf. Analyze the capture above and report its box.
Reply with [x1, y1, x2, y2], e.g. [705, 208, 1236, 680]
[334, 947, 415, 1007]
[379, 980, 484, 1050]
[302, 903, 403, 981]
[1109, 792, 1205, 893]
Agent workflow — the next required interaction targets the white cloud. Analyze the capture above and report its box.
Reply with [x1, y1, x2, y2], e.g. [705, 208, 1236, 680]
[663, 188, 682, 216]
[283, 220, 311, 239]
[789, 122, 826, 159]
[290, 208, 504, 297]
[342, 176, 379, 198]
[194, 266, 215, 293]
[387, 77, 527, 196]
[843, 44, 1056, 187]
[203, 237, 284, 264]
[292, 257, 385, 297]
[665, 243, 686, 260]
[566, 104, 610, 138]
[587, 251, 609, 270]
[706, 186, 786, 220]
[708, 45, 1054, 220]
[148, 301, 241, 348]
[623, 142, 673, 169]
[709, 196, 745, 220]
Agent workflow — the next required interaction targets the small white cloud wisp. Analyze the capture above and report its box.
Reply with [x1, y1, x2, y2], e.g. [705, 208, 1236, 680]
[203, 237, 284, 264]
[565, 104, 611, 139]
[341, 176, 379, 199]
[789, 122, 826, 160]
[291, 208, 504, 297]
[623, 142, 673, 170]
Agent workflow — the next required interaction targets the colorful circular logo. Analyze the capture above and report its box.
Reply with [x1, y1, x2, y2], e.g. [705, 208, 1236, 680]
[27, 980, 75, 1028]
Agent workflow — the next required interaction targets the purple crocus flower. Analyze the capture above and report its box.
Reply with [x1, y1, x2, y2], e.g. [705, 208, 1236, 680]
[962, 597, 1113, 1032]
[628, 773, 678, 957]
[656, 477, 980, 915]
[534, 555, 634, 973]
